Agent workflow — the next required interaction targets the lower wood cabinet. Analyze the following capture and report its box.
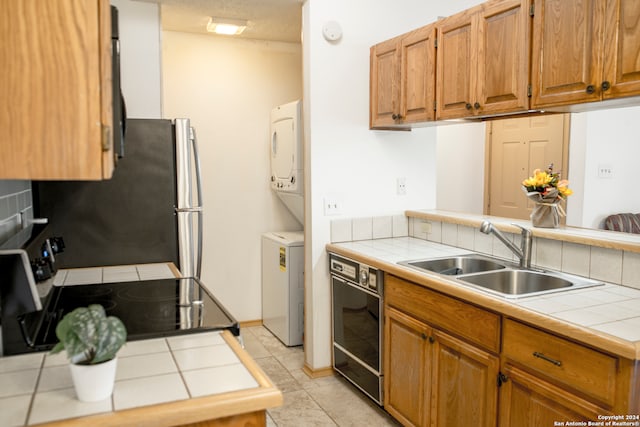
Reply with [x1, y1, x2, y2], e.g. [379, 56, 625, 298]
[498, 364, 608, 427]
[384, 275, 499, 427]
[383, 274, 639, 427]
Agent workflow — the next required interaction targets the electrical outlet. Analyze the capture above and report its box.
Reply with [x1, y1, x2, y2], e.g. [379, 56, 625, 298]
[397, 177, 407, 195]
[598, 164, 614, 179]
[324, 198, 342, 216]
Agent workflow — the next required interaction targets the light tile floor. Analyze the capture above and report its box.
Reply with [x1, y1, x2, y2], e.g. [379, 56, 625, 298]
[242, 326, 400, 427]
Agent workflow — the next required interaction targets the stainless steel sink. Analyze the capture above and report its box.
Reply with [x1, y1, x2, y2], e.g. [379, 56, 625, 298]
[398, 255, 510, 276]
[398, 254, 603, 298]
[458, 269, 603, 298]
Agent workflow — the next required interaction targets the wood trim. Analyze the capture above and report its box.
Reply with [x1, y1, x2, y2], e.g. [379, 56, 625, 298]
[302, 363, 335, 379]
[405, 209, 640, 254]
[483, 121, 492, 215]
[179, 410, 265, 427]
[99, 0, 114, 179]
[168, 263, 182, 278]
[240, 319, 263, 328]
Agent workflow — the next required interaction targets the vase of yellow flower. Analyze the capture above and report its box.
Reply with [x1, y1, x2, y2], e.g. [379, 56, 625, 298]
[522, 164, 573, 228]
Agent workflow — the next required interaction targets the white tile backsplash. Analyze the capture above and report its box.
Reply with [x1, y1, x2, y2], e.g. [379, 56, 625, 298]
[622, 251, 640, 289]
[392, 215, 409, 237]
[330, 214, 409, 243]
[441, 222, 458, 246]
[333, 214, 640, 289]
[535, 238, 563, 270]
[372, 216, 392, 239]
[352, 217, 373, 241]
[456, 225, 475, 250]
[330, 219, 352, 243]
[589, 246, 623, 284]
[561, 242, 591, 277]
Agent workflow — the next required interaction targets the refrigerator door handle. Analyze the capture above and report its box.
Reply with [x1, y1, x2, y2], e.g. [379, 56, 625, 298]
[190, 126, 204, 280]
[175, 207, 203, 213]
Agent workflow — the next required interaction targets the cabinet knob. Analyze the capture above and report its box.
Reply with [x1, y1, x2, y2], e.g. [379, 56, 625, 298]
[586, 84, 596, 94]
[428, 336, 435, 344]
[392, 113, 403, 120]
[474, 102, 481, 110]
[465, 103, 472, 110]
[601, 81, 611, 91]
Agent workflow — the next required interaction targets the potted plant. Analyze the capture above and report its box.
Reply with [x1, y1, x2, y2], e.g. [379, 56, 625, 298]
[51, 304, 127, 402]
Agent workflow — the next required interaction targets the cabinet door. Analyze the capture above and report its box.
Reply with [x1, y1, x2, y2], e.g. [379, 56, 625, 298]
[431, 330, 499, 427]
[384, 307, 432, 427]
[499, 365, 609, 427]
[400, 25, 437, 123]
[436, 8, 477, 119]
[370, 37, 401, 128]
[476, 0, 531, 115]
[603, 0, 640, 99]
[0, 0, 114, 180]
[531, 0, 605, 108]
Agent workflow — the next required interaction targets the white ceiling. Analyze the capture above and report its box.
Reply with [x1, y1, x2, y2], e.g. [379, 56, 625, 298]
[135, 0, 303, 43]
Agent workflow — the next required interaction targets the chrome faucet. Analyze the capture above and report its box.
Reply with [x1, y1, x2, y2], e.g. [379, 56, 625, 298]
[480, 221, 532, 269]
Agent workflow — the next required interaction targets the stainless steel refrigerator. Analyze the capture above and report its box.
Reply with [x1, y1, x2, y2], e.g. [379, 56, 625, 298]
[34, 118, 203, 278]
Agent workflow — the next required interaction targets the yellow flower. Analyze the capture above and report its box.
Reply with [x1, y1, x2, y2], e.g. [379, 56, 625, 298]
[522, 169, 552, 187]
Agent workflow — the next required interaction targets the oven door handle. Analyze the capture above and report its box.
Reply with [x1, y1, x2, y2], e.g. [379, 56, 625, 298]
[17, 315, 36, 348]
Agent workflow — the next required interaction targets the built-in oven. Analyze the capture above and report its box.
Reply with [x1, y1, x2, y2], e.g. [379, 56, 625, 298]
[330, 253, 384, 405]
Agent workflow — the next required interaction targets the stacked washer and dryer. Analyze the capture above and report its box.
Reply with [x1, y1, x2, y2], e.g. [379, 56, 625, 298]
[261, 100, 304, 347]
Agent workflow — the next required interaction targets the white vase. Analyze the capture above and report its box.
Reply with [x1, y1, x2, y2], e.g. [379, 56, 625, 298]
[69, 357, 118, 402]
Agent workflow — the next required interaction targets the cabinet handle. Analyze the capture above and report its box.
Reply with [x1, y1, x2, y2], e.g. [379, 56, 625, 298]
[533, 351, 562, 367]
[586, 84, 596, 94]
[602, 81, 611, 91]
[465, 103, 472, 110]
[474, 102, 481, 109]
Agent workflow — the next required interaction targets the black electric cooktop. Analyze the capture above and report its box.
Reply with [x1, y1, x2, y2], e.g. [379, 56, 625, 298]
[5, 278, 239, 355]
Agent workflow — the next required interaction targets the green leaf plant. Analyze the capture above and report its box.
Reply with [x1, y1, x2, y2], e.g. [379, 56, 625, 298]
[51, 304, 127, 365]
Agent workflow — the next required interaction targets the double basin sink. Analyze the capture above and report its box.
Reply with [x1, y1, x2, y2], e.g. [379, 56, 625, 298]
[398, 254, 602, 299]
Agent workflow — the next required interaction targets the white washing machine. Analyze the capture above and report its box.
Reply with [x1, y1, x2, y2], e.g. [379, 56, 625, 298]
[261, 231, 304, 346]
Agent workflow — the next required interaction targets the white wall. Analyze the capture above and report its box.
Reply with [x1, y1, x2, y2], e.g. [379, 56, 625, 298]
[567, 106, 640, 228]
[161, 31, 302, 322]
[436, 122, 486, 214]
[111, 0, 162, 118]
[303, 0, 484, 370]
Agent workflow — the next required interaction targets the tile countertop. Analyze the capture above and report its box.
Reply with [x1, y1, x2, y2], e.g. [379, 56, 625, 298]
[0, 330, 282, 427]
[326, 237, 640, 360]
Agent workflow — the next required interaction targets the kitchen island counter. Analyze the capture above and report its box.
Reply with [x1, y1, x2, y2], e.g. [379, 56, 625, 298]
[0, 330, 282, 427]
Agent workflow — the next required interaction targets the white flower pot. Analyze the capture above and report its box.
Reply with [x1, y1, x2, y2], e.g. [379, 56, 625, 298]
[69, 357, 118, 402]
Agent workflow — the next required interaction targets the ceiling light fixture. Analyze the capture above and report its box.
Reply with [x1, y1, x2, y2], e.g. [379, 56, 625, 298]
[206, 17, 248, 35]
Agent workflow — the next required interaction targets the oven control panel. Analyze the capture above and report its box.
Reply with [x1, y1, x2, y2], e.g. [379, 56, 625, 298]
[329, 254, 382, 294]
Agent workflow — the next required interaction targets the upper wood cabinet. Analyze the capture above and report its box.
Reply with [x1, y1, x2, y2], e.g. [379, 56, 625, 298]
[437, 0, 531, 119]
[531, 0, 640, 109]
[370, 37, 401, 128]
[0, 0, 114, 180]
[370, 24, 437, 128]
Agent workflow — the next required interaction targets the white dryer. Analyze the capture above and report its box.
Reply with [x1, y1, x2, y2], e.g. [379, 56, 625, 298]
[270, 100, 303, 224]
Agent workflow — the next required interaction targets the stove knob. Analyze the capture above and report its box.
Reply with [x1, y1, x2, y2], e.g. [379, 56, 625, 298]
[49, 237, 65, 254]
[359, 268, 369, 286]
[31, 258, 52, 282]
